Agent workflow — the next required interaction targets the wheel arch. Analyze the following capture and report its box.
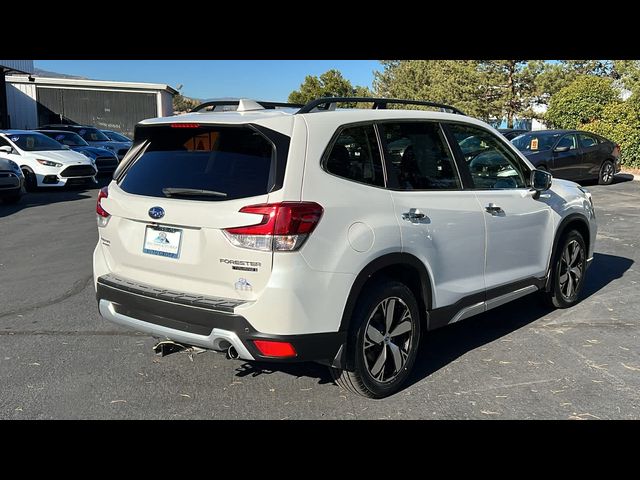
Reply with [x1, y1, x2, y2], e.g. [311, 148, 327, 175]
[546, 213, 591, 291]
[339, 253, 433, 334]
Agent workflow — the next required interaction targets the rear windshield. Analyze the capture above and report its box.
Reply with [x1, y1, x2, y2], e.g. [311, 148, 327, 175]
[119, 125, 277, 201]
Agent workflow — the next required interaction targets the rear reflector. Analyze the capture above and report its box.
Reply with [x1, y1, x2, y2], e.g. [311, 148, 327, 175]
[253, 340, 297, 358]
[223, 202, 323, 251]
[170, 123, 200, 128]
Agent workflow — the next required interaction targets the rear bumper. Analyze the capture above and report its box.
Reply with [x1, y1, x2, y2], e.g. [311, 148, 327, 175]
[96, 275, 345, 365]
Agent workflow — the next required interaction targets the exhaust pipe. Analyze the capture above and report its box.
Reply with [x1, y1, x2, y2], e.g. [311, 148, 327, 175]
[227, 346, 239, 360]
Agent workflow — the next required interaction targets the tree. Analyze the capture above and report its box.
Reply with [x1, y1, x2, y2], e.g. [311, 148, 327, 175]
[479, 60, 540, 127]
[613, 60, 640, 96]
[534, 60, 615, 102]
[373, 60, 496, 120]
[173, 94, 199, 113]
[545, 76, 619, 129]
[583, 99, 640, 168]
[288, 69, 371, 106]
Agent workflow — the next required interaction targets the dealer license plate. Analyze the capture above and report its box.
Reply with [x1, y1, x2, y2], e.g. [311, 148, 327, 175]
[143, 225, 182, 259]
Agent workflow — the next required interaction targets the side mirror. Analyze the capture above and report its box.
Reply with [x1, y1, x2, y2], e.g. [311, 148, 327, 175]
[0, 145, 12, 154]
[531, 169, 552, 198]
[554, 145, 570, 153]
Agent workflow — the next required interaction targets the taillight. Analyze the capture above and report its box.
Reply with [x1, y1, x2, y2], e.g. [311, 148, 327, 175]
[96, 186, 110, 227]
[613, 144, 621, 157]
[223, 202, 323, 251]
[171, 123, 200, 128]
[253, 340, 297, 358]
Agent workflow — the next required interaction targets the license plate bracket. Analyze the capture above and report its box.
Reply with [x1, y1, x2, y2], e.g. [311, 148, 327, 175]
[143, 225, 183, 259]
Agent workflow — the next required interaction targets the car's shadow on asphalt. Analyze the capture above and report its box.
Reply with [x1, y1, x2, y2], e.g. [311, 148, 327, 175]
[580, 173, 634, 186]
[234, 252, 634, 393]
[612, 173, 635, 184]
[0, 176, 110, 218]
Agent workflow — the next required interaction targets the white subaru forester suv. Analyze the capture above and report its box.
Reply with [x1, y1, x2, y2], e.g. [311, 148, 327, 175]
[93, 98, 596, 398]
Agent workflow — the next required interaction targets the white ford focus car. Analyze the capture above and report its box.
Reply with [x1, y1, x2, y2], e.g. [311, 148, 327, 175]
[0, 130, 97, 189]
[93, 98, 597, 398]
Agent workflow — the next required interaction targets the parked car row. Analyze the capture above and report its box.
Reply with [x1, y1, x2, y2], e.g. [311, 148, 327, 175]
[0, 126, 132, 204]
[39, 124, 132, 160]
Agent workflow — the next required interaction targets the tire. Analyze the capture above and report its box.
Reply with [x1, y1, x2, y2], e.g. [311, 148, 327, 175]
[331, 280, 421, 399]
[598, 160, 614, 185]
[1, 193, 22, 204]
[22, 168, 37, 192]
[541, 230, 587, 309]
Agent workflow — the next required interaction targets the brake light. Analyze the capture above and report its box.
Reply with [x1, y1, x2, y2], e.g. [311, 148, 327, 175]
[253, 340, 297, 358]
[613, 144, 621, 157]
[96, 186, 110, 227]
[171, 123, 200, 128]
[223, 202, 323, 251]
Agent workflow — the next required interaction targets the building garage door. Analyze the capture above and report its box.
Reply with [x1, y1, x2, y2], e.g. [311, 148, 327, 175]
[36, 87, 157, 138]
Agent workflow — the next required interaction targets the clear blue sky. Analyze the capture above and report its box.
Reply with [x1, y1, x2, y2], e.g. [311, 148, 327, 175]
[34, 60, 381, 101]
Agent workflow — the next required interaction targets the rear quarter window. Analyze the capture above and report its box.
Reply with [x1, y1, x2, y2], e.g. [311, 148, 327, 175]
[119, 125, 279, 201]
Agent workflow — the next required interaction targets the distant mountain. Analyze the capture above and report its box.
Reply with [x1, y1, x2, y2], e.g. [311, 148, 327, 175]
[33, 68, 88, 80]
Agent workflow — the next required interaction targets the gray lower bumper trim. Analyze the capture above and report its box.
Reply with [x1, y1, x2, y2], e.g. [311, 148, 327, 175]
[99, 299, 254, 360]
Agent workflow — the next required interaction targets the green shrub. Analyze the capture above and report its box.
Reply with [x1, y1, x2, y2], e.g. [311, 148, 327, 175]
[583, 101, 640, 169]
[545, 76, 618, 129]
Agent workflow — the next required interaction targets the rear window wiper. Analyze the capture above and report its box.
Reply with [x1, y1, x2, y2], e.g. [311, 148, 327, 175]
[162, 187, 227, 198]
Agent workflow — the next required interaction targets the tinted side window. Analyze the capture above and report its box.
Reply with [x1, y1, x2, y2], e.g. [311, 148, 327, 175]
[325, 125, 384, 187]
[0, 137, 11, 148]
[557, 134, 577, 150]
[379, 122, 460, 190]
[578, 133, 598, 148]
[448, 123, 528, 189]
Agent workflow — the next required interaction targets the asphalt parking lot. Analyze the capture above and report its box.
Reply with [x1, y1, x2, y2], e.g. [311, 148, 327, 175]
[1, 175, 638, 419]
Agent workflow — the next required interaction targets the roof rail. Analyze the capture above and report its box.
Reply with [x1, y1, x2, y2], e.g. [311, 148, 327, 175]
[296, 97, 466, 115]
[191, 100, 304, 113]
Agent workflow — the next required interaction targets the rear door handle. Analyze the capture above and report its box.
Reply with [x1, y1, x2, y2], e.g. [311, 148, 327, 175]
[402, 208, 426, 221]
[485, 203, 503, 214]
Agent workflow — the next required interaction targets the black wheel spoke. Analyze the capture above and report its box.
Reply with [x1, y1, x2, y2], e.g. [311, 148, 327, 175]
[559, 239, 583, 300]
[363, 297, 413, 384]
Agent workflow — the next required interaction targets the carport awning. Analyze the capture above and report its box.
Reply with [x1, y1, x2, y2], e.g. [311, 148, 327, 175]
[1, 66, 31, 75]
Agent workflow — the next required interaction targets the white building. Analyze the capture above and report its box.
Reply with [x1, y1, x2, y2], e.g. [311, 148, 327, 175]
[5, 75, 177, 137]
[0, 60, 34, 129]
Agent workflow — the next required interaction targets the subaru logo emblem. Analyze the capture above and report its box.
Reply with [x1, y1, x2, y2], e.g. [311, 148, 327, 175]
[148, 206, 165, 220]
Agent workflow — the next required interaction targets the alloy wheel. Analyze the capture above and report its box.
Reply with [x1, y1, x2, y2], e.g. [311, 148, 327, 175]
[602, 163, 613, 183]
[362, 297, 414, 384]
[559, 240, 584, 300]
